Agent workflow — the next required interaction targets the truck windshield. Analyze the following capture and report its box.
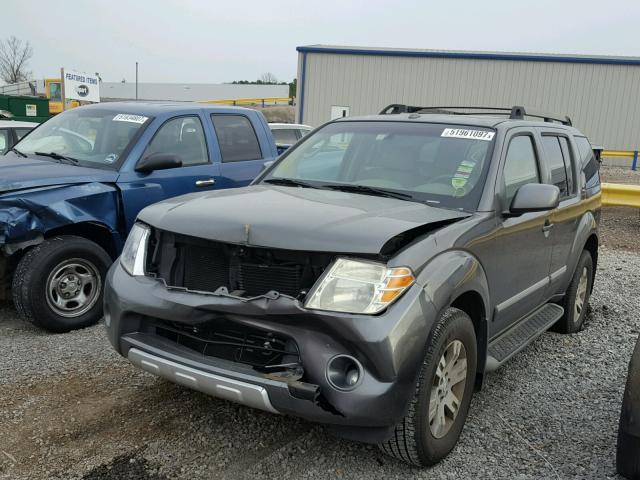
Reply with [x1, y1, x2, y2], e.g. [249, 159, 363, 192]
[15, 109, 151, 169]
[265, 121, 496, 211]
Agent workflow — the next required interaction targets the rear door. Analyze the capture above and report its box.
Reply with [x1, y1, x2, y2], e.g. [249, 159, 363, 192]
[538, 130, 581, 294]
[487, 130, 553, 335]
[210, 113, 275, 188]
[117, 114, 220, 231]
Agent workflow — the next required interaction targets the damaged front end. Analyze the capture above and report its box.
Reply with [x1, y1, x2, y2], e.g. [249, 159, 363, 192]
[0, 182, 121, 299]
[106, 227, 444, 439]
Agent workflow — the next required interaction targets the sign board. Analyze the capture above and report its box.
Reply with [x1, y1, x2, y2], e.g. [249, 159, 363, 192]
[330, 105, 350, 120]
[25, 104, 37, 117]
[63, 69, 100, 103]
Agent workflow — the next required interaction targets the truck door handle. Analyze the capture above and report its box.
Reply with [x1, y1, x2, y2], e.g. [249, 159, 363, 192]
[195, 178, 215, 187]
[542, 220, 554, 232]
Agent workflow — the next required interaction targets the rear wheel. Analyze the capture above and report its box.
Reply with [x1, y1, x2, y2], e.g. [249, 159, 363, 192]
[379, 307, 477, 466]
[552, 250, 593, 334]
[12, 236, 112, 333]
[617, 336, 640, 479]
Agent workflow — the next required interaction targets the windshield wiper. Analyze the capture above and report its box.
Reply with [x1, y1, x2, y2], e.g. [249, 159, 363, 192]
[325, 184, 415, 201]
[35, 151, 79, 165]
[10, 147, 27, 158]
[263, 177, 321, 189]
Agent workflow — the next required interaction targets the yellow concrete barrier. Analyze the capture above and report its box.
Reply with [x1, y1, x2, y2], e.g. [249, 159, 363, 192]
[200, 97, 292, 106]
[602, 183, 640, 208]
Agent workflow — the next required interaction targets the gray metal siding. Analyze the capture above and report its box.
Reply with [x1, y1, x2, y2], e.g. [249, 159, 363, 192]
[297, 52, 640, 150]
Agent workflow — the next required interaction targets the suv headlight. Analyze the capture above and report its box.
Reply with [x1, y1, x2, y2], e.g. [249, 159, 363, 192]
[304, 258, 415, 314]
[120, 223, 150, 276]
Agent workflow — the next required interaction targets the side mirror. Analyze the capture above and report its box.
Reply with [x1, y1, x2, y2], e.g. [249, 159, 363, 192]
[509, 183, 560, 215]
[135, 153, 182, 173]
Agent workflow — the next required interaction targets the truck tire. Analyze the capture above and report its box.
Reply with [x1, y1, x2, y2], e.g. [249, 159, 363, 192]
[379, 307, 477, 466]
[617, 335, 640, 480]
[551, 250, 593, 334]
[12, 236, 112, 333]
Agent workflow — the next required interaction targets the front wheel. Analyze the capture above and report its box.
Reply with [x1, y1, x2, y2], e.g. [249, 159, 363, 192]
[12, 236, 112, 333]
[379, 307, 477, 466]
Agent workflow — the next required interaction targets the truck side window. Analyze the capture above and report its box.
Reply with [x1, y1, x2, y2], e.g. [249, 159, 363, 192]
[503, 135, 540, 207]
[144, 116, 208, 166]
[0, 129, 8, 155]
[272, 129, 299, 144]
[211, 115, 263, 162]
[541, 136, 569, 198]
[15, 128, 31, 141]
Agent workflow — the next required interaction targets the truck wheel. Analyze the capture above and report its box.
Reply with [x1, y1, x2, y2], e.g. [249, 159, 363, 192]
[379, 307, 477, 466]
[551, 250, 593, 334]
[617, 335, 640, 479]
[12, 236, 112, 333]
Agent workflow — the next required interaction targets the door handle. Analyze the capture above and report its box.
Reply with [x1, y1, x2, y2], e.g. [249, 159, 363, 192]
[542, 219, 554, 232]
[195, 178, 215, 187]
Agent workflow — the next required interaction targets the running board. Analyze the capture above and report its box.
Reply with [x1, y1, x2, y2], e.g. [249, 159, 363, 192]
[486, 303, 564, 372]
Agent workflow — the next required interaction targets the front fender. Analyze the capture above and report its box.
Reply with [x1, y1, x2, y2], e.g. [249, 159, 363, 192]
[417, 249, 491, 374]
[0, 183, 120, 254]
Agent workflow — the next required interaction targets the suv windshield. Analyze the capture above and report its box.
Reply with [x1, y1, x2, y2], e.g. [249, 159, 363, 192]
[265, 121, 496, 211]
[15, 109, 151, 169]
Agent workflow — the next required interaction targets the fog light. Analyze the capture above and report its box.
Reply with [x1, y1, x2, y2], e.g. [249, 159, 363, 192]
[326, 355, 363, 391]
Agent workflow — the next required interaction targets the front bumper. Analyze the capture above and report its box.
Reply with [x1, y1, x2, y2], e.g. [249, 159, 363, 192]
[105, 261, 438, 438]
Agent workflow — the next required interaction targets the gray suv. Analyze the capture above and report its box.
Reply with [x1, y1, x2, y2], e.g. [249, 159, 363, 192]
[105, 105, 601, 466]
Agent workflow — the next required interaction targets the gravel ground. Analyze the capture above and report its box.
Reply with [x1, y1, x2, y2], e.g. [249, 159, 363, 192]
[1, 246, 638, 480]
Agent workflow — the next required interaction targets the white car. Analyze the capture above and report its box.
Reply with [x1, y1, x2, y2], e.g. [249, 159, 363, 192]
[269, 123, 312, 150]
[0, 120, 38, 155]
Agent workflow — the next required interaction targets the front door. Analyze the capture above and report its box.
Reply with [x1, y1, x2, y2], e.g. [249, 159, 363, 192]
[486, 131, 553, 337]
[117, 114, 220, 231]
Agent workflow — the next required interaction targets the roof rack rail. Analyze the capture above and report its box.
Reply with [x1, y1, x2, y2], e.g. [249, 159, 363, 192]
[379, 104, 572, 126]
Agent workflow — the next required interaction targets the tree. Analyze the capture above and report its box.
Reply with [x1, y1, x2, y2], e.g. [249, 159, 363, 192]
[0, 36, 33, 84]
[260, 72, 278, 84]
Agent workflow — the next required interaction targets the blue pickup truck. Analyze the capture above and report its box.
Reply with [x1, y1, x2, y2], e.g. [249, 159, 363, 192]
[1, 102, 278, 332]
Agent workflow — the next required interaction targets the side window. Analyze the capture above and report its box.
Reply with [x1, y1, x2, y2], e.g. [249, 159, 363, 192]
[558, 137, 575, 195]
[211, 115, 262, 163]
[15, 128, 32, 140]
[575, 136, 601, 189]
[143, 116, 208, 166]
[503, 135, 540, 206]
[541, 136, 568, 197]
[272, 128, 299, 145]
[0, 129, 9, 154]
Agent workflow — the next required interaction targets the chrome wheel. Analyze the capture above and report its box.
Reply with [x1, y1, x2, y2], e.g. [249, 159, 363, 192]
[429, 339, 468, 439]
[45, 259, 101, 318]
[574, 267, 589, 322]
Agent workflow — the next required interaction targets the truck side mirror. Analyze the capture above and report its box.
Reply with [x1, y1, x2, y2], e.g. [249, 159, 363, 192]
[136, 153, 182, 173]
[509, 183, 560, 214]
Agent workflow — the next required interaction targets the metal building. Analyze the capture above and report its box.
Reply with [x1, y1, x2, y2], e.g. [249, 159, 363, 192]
[296, 45, 640, 151]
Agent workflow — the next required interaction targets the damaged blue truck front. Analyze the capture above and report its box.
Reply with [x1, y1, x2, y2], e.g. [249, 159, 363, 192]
[1, 101, 277, 332]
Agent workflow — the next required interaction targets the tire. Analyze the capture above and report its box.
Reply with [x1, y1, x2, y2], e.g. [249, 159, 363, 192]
[551, 250, 593, 334]
[12, 236, 112, 333]
[379, 307, 477, 466]
[617, 336, 640, 479]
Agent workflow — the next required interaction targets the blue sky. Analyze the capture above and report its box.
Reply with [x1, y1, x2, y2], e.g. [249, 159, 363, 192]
[3, 0, 640, 84]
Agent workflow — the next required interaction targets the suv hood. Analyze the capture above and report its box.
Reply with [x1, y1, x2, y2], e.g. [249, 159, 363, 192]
[138, 185, 470, 255]
[0, 152, 118, 194]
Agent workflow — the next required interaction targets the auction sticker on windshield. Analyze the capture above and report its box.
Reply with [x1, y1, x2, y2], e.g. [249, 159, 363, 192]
[113, 114, 148, 124]
[441, 128, 495, 141]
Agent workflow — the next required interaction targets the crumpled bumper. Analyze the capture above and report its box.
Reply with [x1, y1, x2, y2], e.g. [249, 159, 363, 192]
[104, 261, 438, 437]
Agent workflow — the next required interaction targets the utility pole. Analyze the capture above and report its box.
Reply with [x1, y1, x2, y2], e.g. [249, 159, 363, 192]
[135, 62, 138, 100]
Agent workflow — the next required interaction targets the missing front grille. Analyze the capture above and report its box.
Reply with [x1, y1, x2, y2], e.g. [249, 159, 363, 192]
[154, 319, 301, 371]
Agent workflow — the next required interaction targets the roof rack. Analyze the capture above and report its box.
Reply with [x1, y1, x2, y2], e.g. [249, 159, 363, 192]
[379, 104, 572, 126]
